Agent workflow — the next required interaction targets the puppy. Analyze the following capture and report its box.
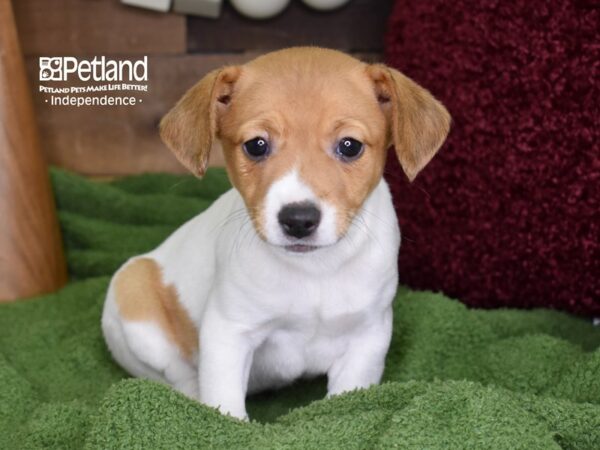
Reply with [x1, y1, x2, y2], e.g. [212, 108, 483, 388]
[102, 47, 450, 420]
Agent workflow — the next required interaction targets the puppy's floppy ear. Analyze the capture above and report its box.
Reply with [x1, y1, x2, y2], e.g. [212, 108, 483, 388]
[160, 66, 241, 177]
[367, 65, 451, 182]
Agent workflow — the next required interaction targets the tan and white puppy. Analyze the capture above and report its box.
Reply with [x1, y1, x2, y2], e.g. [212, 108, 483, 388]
[102, 47, 450, 420]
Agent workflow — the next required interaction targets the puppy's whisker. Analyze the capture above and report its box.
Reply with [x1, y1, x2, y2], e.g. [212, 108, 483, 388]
[360, 208, 397, 230]
[238, 216, 259, 260]
[219, 214, 246, 231]
[346, 210, 384, 251]
[240, 219, 256, 254]
[228, 215, 253, 264]
[211, 209, 248, 234]
[167, 178, 194, 192]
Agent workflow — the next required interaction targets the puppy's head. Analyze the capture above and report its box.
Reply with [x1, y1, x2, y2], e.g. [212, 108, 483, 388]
[160, 48, 450, 253]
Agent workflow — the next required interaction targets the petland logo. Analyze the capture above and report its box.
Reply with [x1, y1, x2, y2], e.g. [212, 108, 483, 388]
[38, 56, 149, 107]
[39, 56, 148, 82]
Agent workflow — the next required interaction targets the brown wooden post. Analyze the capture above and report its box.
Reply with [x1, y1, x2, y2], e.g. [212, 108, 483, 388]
[0, 0, 67, 301]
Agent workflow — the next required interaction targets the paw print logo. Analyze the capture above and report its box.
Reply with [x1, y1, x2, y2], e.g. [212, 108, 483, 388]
[39, 57, 63, 81]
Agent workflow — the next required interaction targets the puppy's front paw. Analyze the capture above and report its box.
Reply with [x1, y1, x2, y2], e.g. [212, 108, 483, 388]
[219, 406, 248, 422]
[237, 413, 250, 422]
[204, 400, 248, 421]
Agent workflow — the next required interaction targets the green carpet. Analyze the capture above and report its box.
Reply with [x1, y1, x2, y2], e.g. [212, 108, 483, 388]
[1, 169, 599, 449]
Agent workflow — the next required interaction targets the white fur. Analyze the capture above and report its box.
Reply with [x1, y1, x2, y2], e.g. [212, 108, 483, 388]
[102, 173, 400, 420]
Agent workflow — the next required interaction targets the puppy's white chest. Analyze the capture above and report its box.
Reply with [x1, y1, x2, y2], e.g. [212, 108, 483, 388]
[246, 274, 391, 390]
[250, 305, 368, 389]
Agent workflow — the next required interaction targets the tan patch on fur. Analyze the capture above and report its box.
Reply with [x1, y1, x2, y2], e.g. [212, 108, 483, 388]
[159, 66, 241, 177]
[367, 64, 451, 182]
[114, 257, 198, 361]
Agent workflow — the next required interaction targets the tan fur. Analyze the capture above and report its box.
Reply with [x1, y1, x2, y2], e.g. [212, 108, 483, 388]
[160, 67, 241, 177]
[114, 258, 198, 360]
[367, 64, 451, 182]
[160, 47, 451, 238]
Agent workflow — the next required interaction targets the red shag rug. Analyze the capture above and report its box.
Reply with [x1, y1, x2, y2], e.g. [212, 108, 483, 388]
[383, 0, 599, 316]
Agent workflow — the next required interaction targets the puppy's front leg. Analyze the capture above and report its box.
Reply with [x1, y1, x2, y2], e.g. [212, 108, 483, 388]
[198, 309, 253, 420]
[327, 307, 393, 397]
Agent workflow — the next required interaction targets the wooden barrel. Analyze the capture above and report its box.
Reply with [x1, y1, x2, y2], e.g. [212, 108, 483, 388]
[0, 0, 67, 301]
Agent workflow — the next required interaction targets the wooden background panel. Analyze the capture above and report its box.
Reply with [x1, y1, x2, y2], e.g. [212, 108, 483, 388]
[187, 0, 394, 53]
[26, 54, 260, 175]
[0, 0, 67, 300]
[14, 0, 185, 56]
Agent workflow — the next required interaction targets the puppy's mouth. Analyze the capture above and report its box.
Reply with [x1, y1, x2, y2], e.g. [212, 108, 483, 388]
[284, 244, 319, 253]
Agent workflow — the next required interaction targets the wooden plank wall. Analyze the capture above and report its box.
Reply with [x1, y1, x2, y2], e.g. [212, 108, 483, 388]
[13, 0, 392, 176]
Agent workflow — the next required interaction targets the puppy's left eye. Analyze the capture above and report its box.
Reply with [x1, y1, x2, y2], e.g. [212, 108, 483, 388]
[243, 137, 270, 161]
[336, 137, 364, 161]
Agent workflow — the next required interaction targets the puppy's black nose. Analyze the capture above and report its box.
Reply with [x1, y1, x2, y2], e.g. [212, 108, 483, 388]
[278, 202, 321, 239]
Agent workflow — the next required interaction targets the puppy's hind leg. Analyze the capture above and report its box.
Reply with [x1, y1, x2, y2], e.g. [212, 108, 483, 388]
[102, 257, 199, 400]
[102, 301, 168, 383]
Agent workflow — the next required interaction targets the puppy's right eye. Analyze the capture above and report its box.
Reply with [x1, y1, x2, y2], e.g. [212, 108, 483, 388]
[243, 137, 270, 160]
[336, 137, 364, 161]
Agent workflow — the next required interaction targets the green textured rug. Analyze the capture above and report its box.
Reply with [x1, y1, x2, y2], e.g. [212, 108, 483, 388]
[0, 169, 598, 450]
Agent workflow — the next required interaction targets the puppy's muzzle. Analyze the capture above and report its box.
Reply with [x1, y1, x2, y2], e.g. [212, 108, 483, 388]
[278, 202, 321, 239]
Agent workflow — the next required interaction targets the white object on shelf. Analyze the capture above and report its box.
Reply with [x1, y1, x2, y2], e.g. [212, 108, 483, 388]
[121, 0, 172, 12]
[301, 0, 351, 11]
[229, 0, 290, 19]
[173, 0, 223, 18]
